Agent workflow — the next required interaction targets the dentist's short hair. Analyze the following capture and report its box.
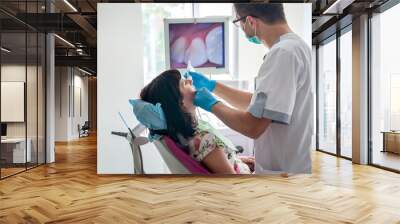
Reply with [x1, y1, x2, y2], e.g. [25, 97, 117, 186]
[234, 3, 286, 24]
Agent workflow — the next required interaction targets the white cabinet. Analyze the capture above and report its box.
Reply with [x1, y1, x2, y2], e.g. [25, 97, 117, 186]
[1, 138, 32, 163]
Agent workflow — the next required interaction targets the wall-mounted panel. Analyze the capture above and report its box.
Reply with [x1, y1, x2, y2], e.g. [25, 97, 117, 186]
[1, 82, 25, 122]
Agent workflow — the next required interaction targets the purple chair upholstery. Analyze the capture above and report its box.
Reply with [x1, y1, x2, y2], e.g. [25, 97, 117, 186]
[163, 136, 210, 174]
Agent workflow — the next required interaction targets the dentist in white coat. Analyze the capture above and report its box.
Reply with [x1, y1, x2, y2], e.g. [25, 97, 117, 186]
[186, 3, 313, 174]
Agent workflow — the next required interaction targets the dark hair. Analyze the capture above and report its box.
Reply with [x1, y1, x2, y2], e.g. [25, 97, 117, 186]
[234, 3, 286, 24]
[140, 69, 196, 152]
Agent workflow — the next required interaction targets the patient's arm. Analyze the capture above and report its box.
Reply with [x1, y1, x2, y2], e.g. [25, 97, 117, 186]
[202, 148, 236, 174]
[238, 156, 255, 172]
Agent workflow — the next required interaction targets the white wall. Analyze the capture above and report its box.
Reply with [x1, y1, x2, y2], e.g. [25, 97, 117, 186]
[55, 67, 69, 141]
[284, 4, 312, 48]
[97, 4, 145, 174]
[54, 67, 89, 141]
[71, 73, 89, 138]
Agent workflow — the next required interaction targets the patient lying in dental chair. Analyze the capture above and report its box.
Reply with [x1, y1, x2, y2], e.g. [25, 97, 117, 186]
[139, 69, 254, 174]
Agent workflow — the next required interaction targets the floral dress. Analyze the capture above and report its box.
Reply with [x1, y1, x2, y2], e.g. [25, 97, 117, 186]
[188, 120, 251, 174]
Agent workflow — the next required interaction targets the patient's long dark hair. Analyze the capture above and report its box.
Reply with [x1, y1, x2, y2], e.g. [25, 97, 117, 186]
[140, 69, 197, 152]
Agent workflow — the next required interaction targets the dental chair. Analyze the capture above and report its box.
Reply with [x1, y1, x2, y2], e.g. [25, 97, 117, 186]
[111, 112, 210, 174]
[154, 136, 210, 174]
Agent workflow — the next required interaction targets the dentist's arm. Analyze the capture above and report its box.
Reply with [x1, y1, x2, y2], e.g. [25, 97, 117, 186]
[212, 102, 270, 139]
[185, 71, 252, 111]
[194, 88, 270, 139]
[214, 82, 252, 111]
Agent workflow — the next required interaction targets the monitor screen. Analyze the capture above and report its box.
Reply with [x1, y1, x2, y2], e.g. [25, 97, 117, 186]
[1, 123, 6, 137]
[167, 22, 225, 69]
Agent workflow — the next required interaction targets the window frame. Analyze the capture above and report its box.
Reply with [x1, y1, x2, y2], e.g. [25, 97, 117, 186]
[315, 0, 400, 173]
[0, 1, 47, 180]
[315, 24, 353, 161]
[367, 0, 400, 173]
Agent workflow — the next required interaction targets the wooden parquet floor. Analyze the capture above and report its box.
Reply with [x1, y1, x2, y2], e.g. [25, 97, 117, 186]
[1, 135, 400, 224]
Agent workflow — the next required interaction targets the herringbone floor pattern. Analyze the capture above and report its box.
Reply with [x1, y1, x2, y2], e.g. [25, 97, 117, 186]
[1, 135, 400, 223]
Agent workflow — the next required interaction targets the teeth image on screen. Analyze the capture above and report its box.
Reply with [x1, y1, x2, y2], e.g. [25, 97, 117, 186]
[169, 23, 225, 68]
[205, 26, 223, 65]
[171, 36, 188, 64]
[184, 37, 208, 67]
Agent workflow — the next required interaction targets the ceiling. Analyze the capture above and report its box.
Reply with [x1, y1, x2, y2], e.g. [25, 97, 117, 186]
[0, 0, 394, 75]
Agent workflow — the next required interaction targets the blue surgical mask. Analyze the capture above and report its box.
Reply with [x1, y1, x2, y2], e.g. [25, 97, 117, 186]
[247, 36, 262, 44]
[244, 18, 262, 44]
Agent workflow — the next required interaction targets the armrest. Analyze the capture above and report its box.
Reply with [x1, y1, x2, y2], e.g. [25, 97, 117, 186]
[235, 145, 244, 154]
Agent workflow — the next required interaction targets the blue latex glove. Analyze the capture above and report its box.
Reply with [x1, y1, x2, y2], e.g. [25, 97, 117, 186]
[193, 87, 219, 112]
[129, 99, 167, 130]
[184, 71, 216, 92]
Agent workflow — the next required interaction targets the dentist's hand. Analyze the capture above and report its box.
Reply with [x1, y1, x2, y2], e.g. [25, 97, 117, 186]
[184, 71, 216, 92]
[194, 87, 219, 112]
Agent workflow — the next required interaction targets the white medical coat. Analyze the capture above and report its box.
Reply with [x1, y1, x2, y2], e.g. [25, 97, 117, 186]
[247, 32, 313, 174]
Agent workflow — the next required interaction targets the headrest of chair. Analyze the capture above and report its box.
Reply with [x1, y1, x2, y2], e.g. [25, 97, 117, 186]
[129, 99, 167, 130]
